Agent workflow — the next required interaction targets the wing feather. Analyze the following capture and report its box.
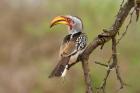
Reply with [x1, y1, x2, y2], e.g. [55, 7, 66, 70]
[59, 32, 87, 58]
[59, 36, 77, 57]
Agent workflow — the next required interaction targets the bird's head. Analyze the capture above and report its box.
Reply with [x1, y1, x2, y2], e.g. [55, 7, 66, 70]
[50, 15, 83, 34]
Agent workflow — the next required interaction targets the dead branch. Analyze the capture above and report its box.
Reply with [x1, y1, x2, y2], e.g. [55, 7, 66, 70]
[96, 37, 124, 93]
[82, 0, 135, 57]
[94, 61, 108, 67]
[66, 0, 135, 93]
[117, 8, 135, 45]
[96, 66, 111, 93]
[81, 57, 93, 93]
[78, 0, 135, 93]
[112, 37, 126, 89]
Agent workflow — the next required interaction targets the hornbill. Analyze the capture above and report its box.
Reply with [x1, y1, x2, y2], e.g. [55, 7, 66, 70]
[49, 15, 87, 78]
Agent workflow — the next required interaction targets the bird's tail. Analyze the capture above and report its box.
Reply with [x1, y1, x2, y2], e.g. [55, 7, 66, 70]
[48, 57, 70, 78]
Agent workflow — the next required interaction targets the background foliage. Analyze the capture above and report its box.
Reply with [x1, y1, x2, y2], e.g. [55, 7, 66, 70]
[0, 0, 140, 93]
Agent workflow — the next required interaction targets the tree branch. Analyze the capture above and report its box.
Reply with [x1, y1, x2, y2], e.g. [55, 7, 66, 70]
[78, 0, 135, 93]
[112, 37, 126, 89]
[81, 57, 93, 93]
[82, 0, 134, 57]
[117, 8, 135, 44]
[66, 0, 135, 93]
[97, 37, 121, 93]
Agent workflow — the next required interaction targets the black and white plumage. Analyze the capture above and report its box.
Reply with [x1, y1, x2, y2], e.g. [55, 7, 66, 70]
[49, 15, 87, 78]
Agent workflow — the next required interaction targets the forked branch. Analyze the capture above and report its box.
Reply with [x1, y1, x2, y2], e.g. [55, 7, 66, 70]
[67, 0, 135, 93]
[78, 0, 135, 93]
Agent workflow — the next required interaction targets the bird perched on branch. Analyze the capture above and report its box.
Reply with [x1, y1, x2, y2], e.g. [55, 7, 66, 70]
[49, 15, 87, 78]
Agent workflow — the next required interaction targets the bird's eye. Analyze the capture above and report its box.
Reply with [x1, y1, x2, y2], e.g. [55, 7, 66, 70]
[67, 18, 74, 24]
[67, 18, 71, 22]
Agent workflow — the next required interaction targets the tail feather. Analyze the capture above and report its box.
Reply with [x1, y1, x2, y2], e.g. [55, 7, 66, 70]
[48, 57, 70, 78]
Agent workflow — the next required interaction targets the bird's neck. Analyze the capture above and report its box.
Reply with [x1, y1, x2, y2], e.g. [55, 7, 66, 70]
[69, 29, 81, 34]
[70, 31, 82, 39]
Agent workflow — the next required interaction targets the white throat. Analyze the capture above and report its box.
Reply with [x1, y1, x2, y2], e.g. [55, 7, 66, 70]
[68, 29, 81, 34]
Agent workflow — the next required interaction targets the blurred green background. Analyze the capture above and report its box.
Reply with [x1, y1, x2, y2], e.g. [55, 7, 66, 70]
[0, 0, 140, 93]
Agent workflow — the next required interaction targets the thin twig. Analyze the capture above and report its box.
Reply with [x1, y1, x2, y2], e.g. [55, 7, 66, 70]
[115, 65, 125, 89]
[117, 8, 135, 45]
[96, 37, 117, 93]
[112, 37, 127, 90]
[96, 67, 111, 93]
[96, 37, 128, 93]
[94, 61, 108, 67]
[107, 55, 112, 64]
